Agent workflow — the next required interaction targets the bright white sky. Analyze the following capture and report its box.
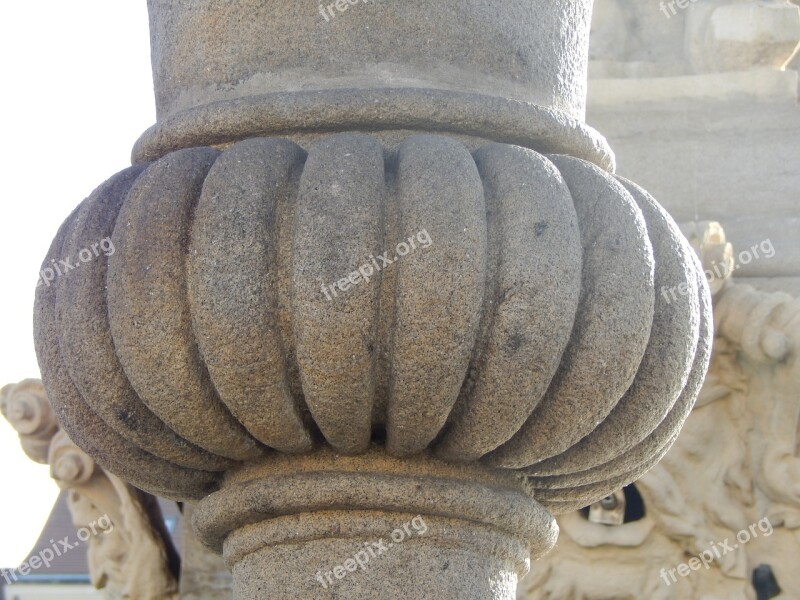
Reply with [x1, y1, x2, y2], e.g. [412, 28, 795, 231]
[0, 2, 153, 568]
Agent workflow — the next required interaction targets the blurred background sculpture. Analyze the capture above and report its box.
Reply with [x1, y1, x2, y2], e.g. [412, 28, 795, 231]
[1, 380, 181, 600]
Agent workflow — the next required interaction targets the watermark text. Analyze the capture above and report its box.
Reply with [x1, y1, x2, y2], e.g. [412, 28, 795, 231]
[315, 515, 428, 588]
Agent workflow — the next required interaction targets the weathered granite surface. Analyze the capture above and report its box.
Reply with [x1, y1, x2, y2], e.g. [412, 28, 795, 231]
[520, 225, 800, 600]
[32, 2, 712, 598]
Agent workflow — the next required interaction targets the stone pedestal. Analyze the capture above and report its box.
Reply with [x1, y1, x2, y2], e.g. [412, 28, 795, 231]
[179, 504, 232, 600]
[194, 449, 555, 600]
[229, 520, 520, 600]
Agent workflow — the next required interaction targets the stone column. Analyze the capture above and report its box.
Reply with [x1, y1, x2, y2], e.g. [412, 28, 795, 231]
[179, 504, 232, 600]
[32, 2, 712, 598]
[194, 449, 555, 600]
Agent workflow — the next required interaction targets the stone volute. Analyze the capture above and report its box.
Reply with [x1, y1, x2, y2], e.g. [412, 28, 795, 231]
[33, 2, 712, 599]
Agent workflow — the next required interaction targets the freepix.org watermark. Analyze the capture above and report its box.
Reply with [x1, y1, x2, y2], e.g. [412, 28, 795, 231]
[36, 237, 115, 288]
[659, 0, 701, 19]
[321, 229, 433, 301]
[660, 238, 775, 305]
[319, 0, 373, 23]
[314, 515, 428, 589]
[659, 517, 774, 587]
[2, 514, 114, 585]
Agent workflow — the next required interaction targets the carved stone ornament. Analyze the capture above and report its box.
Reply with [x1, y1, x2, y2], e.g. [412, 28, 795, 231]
[32, 2, 712, 598]
[2, 380, 181, 599]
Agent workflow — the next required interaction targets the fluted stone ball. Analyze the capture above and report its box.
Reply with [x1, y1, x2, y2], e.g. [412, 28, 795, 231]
[34, 133, 711, 508]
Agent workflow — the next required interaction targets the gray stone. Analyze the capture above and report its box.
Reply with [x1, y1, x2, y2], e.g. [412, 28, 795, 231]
[56, 163, 229, 472]
[33, 173, 221, 500]
[31, 2, 713, 597]
[134, 0, 614, 170]
[188, 137, 312, 454]
[527, 263, 713, 502]
[487, 156, 656, 468]
[107, 147, 264, 461]
[525, 178, 701, 477]
[386, 135, 487, 456]
[292, 134, 385, 454]
[35, 134, 711, 597]
[436, 145, 581, 462]
[193, 448, 556, 600]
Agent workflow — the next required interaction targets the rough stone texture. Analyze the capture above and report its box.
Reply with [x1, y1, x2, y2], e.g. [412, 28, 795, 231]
[180, 504, 232, 600]
[134, 0, 615, 169]
[520, 228, 800, 600]
[386, 135, 487, 456]
[35, 134, 710, 598]
[194, 448, 556, 600]
[108, 147, 264, 462]
[292, 134, 386, 455]
[55, 162, 230, 472]
[525, 179, 701, 478]
[147, 0, 592, 121]
[35, 134, 707, 495]
[33, 175, 222, 500]
[436, 145, 581, 462]
[31, 3, 714, 598]
[487, 158, 657, 468]
[188, 138, 312, 454]
[229, 515, 525, 600]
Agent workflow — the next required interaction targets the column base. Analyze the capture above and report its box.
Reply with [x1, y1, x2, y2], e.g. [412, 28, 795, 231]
[193, 446, 557, 600]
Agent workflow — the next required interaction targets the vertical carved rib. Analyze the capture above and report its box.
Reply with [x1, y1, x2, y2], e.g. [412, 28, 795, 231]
[387, 135, 487, 456]
[56, 165, 229, 471]
[34, 192, 220, 500]
[490, 157, 656, 468]
[436, 145, 582, 462]
[108, 148, 263, 461]
[188, 138, 312, 453]
[292, 134, 385, 454]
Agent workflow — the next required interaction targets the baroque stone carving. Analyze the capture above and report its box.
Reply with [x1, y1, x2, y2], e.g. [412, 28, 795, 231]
[1, 380, 181, 600]
[520, 223, 800, 600]
[1, 378, 59, 464]
[31, 2, 712, 598]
